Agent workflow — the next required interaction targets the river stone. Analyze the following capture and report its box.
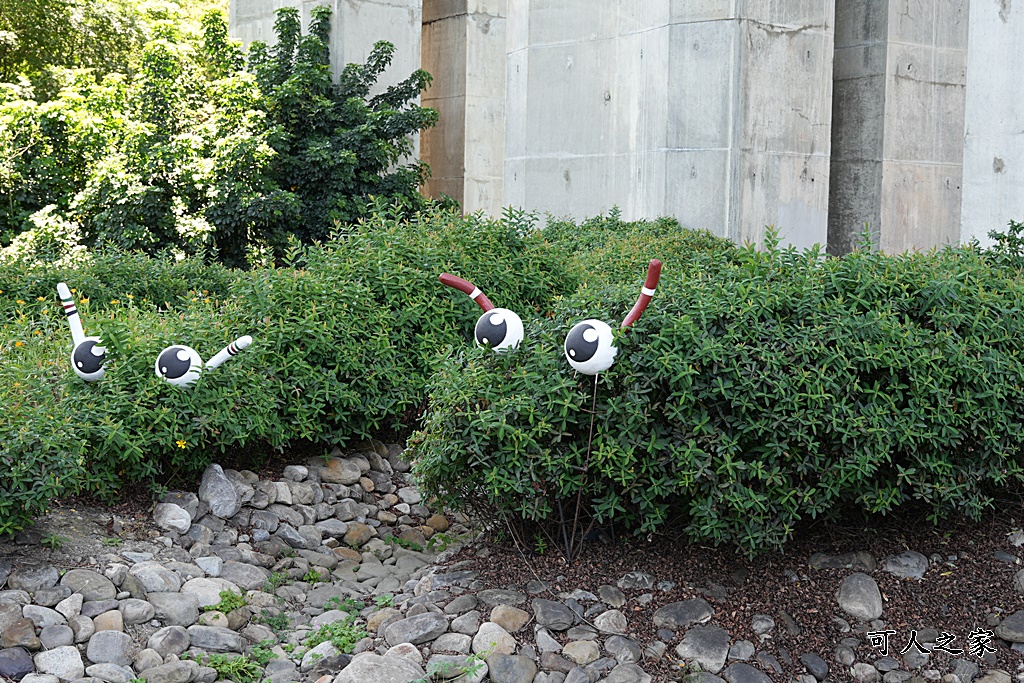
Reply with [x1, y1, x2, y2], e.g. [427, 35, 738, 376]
[23, 606, 66, 629]
[594, 609, 628, 634]
[54, 594, 82, 621]
[117, 599, 154, 625]
[133, 648, 163, 673]
[0, 603, 22, 632]
[38, 625, 73, 649]
[147, 625, 190, 657]
[532, 599, 576, 631]
[563, 640, 600, 666]
[995, 610, 1024, 642]
[180, 578, 240, 608]
[85, 662, 134, 683]
[148, 592, 199, 627]
[32, 587, 70, 608]
[426, 654, 487, 683]
[491, 605, 530, 633]
[218, 562, 268, 591]
[800, 652, 829, 680]
[9, 567, 59, 593]
[836, 573, 883, 622]
[33, 647, 83, 682]
[3, 618, 41, 649]
[93, 611, 123, 633]
[486, 653, 537, 683]
[186, 625, 243, 652]
[722, 662, 773, 683]
[86, 631, 134, 667]
[0, 647, 35, 681]
[653, 599, 714, 630]
[617, 572, 655, 590]
[478, 589, 526, 607]
[384, 612, 449, 646]
[333, 652, 424, 683]
[675, 626, 730, 674]
[68, 615, 93, 644]
[300, 641, 339, 672]
[153, 504, 191, 534]
[603, 663, 652, 683]
[198, 465, 242, 518]
[473, 622, 515, 655]
[136, 662, 194, 683]
[605, 635, 642, 663]
[81, 600, 119, 618]
[342, 522, 372, 548]
[851, 663, 881, 682]
[0, 561, 10, 589]
[808, 551, 876, 573]
[882, 551, 929, 580]
[321, 458, 362, 486]
[128, 562, 181, 593]
[60, 569, 115, 603]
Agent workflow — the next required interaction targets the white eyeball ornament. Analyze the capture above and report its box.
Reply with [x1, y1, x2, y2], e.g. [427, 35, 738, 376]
[440, 273, 524, 353]
[156, 335, 253, 388]
[57, 282, 106, 382]
[564, 259, 662, 376]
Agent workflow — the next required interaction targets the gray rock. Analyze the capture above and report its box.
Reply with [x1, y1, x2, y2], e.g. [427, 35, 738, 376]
[84, 663, 134, 683]
[283, 465, 308, 481]
[33, 647, 84, 682]
[333, 652, 424, 682]
[384, 612, 449, 646]
[134, 662, 194, 683]
[23, 605, 66, 629]
[836, 572, 883, 622]
[320, 459, 362, 486]
[153, 504, 192, 534]
[486, 653, 537, 683]
[54, 595, 82, 620]
[160, 492, 199, 520]
[808, 551, 876, 572]
[147, 626, 190, 657]
[86, 631, 134, 667]
[8, 567, 59, 593]
[617, 572, 655, 590]
[604, 635, 642, 663]
[451, 610, 481, 635]
[397, 487, 422, 504]
[800, 652, 828, 680]
[562, 640, 600, 666]
[598, 585, 626, 608]
[444, 594, 479, 615]
[882, 551, 929, 580]
[603, 663, 652, 683]
[478, 589, 526, 607]
[198, 464, 242, 519]
[721, 662, 773, 683]
[20, 676, 60, 683]
[32, 587, 70, 608]
[593, 609, 627, 634]
[750, 614, 774, 635]
[0, 646, 35, 681]
[133, 649, 163, 673]
[851, 663, 881, 682]
[728, 640, 754, 661]
[950, 659, 980, 683]
[186, 625, 243, 652]
[473, 622, 516, 655]
[116, 599, 152, 625]
[180, 577, 240, 609]
[532, 599, 576, 631]
[0, 561, 10, 589]
[314, 519, 349, 538]
[68, 615, 94, 644]
[217, 562, 268, 591]
[127, 562, 181, 593]
[38, 625, 73, 649]
[675, 625, 730, 674]
[426, 654, 487, 683]
[148, 592, 199, 627]
[300, 641, 339, 672]
[80, 600, 119, 619]
[995, 610, 1024, 642]
[652, 599, 714, 630]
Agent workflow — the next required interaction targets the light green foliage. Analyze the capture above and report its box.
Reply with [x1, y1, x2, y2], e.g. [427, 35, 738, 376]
[249, 640, 277, 667]
[41, 533, 68, 549]
[197, 652, 264, 683]
[374, 594, 393, 608]
[391, 536, 423, 552]
[323, 597, 364, 615]
[1, 5, 438, 267]
[203, 589, 246, 613]
[413, 217, 1024, 556]
[303, 615, 367, 654]
[255, 609, 289, 633]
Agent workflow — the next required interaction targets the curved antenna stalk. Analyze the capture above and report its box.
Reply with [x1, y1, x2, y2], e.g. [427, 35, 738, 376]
[439, 273, 495, 312]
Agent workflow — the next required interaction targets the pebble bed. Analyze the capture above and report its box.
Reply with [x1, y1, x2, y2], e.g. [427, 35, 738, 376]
[0, 440, 1022, 683]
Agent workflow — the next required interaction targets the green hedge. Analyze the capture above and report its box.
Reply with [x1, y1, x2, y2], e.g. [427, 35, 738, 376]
[413, 230, 1024, 555]
[0, 204, 574, 533]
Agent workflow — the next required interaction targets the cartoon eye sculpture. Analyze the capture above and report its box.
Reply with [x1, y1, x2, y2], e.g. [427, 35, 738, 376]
[564, 259, 662, 375]
[440, 273, 524, 353]
[57, 282, 106, 382]
[156, 335, 252, 388]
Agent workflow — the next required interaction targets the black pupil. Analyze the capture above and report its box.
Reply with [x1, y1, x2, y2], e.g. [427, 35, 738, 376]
[73, 340, 104, 374]
[565, 324, 599, 363]
[475, 312, 508, 347]
[158, 347, 192, 379]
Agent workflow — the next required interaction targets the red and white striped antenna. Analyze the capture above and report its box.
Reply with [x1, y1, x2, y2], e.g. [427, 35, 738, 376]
[439, 273, 495, 312]
[621, 259, 662, 328]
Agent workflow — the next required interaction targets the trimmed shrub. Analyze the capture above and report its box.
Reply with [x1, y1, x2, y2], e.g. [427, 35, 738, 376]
[413, 231, 1024, 556]
[0, 204, 572, 534]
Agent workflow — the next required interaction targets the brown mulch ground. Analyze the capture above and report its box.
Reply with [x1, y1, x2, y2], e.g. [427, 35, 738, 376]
[443, 501, 1024, 682]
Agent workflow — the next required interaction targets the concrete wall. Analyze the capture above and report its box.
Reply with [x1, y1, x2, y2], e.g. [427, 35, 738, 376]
[503, 1, 835, 249]
[421, 0, 506, 215]
[828, 0, 969, 255]
[229, 0, 422, 99]
[961, 0, 1024, 246]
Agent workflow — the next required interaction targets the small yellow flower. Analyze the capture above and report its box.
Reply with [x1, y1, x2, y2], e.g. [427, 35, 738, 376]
[204, 298, 210, 303]
[16, 299, 24, 305]
[71, 288, 76, 293]
[110, 299, 120, 305]
[14, 341, 24, 347]
[33, 330, 41, 335]
[36, 296, 45, 302]
[80, 297, 89, 304]
[191, 297, 197, 302]
[127, 294, 133, 300]
[176, 440, 187, 449]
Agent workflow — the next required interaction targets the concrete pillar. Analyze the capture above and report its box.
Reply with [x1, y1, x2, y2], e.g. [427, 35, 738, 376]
[229, 0, 423, 98]
[421, 0, 506, 215]
[503, 1, 835, 249]
[828, 0, 969, 255]
[961, 0, 1024, 246]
